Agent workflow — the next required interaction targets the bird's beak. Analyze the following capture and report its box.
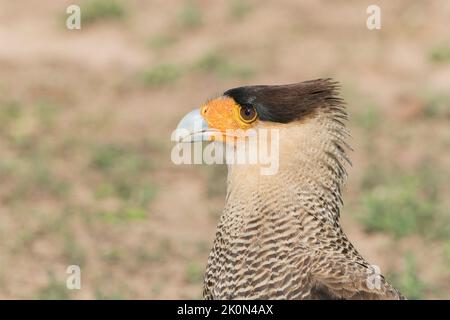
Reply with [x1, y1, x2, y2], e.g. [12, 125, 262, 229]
[175, 109, 217, 143]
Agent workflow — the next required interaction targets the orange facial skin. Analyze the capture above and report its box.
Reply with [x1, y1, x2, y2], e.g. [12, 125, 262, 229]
[200, 96, 258, 142]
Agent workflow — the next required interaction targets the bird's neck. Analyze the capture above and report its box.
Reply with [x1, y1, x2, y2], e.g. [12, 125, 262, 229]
[224, 115, 350, 227]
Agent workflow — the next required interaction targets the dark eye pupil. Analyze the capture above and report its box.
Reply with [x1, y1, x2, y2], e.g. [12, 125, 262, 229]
[241, 106, 256, 121]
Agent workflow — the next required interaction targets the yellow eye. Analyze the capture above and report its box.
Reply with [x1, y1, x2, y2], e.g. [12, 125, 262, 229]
[239, 105, 258, 123]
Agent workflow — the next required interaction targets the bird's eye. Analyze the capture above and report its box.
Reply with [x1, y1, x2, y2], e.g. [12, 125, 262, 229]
[239, 105, 258, 123]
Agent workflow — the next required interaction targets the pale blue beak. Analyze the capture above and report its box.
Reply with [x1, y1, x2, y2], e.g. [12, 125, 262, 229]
[175, 109, 213, 142]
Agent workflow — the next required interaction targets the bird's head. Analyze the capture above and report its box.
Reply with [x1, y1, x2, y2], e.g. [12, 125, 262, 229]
[175, 78, 350, 185]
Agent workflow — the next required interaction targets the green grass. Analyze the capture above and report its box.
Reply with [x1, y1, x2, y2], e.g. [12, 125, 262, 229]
[354, 103, 381, 131]
[423, 92, 450, 118]
[10, 227, 43, 255]
[389, 253, 426, 299]
[229, 0, 253, 20]
[142, 64, 183, 87]
[95, 180, 157, 206]
[147, 34, 178, 50]
[35, 272, 71, 300]
[178, 2, 202, 28]
[81, 0, 126, 24]
[102, 248, 122, 263]
[94, 288, 126, 300]
[91, 143, 151, 177]
[34, 100, 60, 127]
[61, 226, 86, 265]
[136, 240, 172, 264]
[185, 263, 203, 284]
[359, 183, 434, 238]
[194, 52, 255, 79]
[99, 206, 149, 224]
[141, 54, 255, 86]
[91, 144, 130, 171]
[90, 143, 157, 224]
[429, 44, 450, 63]
[0, 100, 60, 143]
[3, 157, 69, 204]
[136, 248, 166, 264]
[151, 283, 163, 295]
[359, 164, 386, 191]
[357, 167, 447, 239]
[0, 100, 21, 127]
[94, 182, 115, 198]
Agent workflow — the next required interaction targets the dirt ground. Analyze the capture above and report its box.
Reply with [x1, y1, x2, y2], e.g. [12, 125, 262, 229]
[0, 0, 449, 299]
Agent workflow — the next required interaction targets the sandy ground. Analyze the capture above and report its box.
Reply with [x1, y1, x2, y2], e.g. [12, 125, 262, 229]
[0, 0, 449, 299]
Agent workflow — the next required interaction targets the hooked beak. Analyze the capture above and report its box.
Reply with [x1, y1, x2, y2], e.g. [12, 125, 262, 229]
[175, 109, 218, 143]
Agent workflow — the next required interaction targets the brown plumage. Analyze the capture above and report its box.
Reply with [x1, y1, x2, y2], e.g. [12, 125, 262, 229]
[177, 79, 405, 300]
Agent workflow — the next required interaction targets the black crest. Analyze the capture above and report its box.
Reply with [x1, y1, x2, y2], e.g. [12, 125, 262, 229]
[224, 78, 345, 123]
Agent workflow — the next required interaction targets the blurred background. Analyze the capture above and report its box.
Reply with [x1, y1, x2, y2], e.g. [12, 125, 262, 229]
[0, 0, 449, 299]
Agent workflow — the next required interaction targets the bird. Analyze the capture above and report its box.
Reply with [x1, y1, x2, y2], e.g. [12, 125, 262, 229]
[175, 78, 405, 300]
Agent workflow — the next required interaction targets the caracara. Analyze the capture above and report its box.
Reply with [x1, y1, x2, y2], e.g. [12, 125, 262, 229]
[176, 79, 405, 300]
